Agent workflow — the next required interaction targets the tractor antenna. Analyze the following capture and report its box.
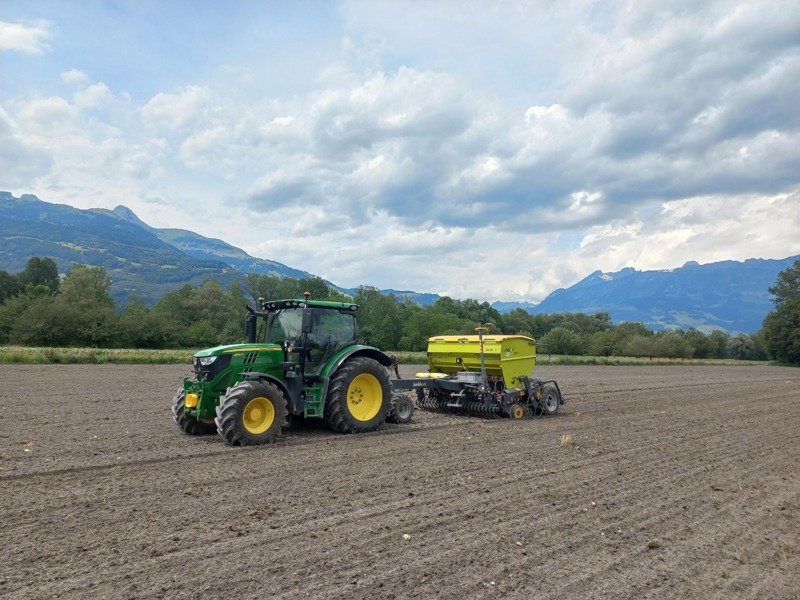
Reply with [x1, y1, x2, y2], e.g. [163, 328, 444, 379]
[303, 291, 311, 299]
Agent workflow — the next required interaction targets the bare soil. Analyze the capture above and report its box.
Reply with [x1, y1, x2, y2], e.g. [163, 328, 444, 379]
[1, 363, 799, 599]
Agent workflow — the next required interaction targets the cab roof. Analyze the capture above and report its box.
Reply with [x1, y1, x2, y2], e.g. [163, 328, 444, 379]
[260, 298, 359, 312]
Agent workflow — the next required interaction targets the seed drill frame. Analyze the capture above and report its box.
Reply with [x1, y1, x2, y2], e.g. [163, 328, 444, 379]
[393, 325, 565, 419]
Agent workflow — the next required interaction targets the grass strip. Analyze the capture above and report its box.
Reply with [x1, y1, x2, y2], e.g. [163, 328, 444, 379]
[0, 346, 770, 366]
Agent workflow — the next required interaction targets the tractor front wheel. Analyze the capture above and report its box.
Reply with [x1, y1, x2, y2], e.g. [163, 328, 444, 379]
[326, 357, 391, 433]
[172, 388, 217, 435]
[216, 381, 288, 446]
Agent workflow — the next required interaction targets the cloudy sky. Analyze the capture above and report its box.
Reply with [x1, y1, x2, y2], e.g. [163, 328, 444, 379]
[1, 1, 799, 302]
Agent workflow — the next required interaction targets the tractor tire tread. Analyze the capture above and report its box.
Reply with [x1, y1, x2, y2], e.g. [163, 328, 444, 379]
[325, 357, 391, 434]
[172, 388, 216, 435]
[215, 380, 288, 446]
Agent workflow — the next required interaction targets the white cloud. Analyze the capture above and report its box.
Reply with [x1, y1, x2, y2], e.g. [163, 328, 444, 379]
[0, 105, 52, 185]
[60, 69, 88, 85]
[0, 20, 51, 54]
[576, 190, 800, 274]
[74, 82, 112, 109]
[140, 85, 214, 132]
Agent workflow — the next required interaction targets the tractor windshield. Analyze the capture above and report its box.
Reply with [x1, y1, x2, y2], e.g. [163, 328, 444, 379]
[265, 308, 303, 344]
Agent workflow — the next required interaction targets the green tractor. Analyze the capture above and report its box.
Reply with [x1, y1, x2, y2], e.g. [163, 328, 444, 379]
[172, 294, 409, 445]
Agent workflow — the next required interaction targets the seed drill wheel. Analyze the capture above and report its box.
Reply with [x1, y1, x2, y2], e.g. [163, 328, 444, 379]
[215, 380, 288, 446]
[387, 394, 414, 424]
[540, 383, 561, 416]
[172, 388, 216, 435]
[510, 404, 527, 420]
[325, 357, 391, 433]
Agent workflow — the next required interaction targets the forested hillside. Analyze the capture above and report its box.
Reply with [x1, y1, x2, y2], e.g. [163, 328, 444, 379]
[0, 192, 241, 303]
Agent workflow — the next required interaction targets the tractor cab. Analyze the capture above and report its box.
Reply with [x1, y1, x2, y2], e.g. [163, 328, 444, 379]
[248, 298, 359, 375]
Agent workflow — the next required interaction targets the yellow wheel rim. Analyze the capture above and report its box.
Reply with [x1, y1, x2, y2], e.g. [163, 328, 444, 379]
[243, 396, 275, 434]
[512, 405, 525, 419]
[347, 373, 383, 421]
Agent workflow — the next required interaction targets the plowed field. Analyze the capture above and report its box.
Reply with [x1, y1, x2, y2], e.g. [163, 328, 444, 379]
[1, 364, 799, 599]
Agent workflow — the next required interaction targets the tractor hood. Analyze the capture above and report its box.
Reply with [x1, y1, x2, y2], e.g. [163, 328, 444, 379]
[194, 343, 283, 358]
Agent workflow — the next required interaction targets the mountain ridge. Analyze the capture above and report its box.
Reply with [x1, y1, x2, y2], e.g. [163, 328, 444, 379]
[111, 205, 313, 280]
[511, 256, 798, 333]
[1, 191, 794, 332]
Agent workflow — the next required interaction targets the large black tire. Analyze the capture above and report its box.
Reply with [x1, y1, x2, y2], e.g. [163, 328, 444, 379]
[215, 380, 288, 446]
[325, 357, 391, 433]
[387, 393, 414, 424]
[172, 388, 216, 435]
[540, 383, 561, 416]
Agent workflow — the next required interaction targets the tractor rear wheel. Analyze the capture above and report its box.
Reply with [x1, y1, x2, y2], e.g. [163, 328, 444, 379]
[325, 357, 391, 433]
[540, 383, 561, 416]
[216, 380, 288, 446]
[172, 388, 216, 435]
[387, 393, 413, 424]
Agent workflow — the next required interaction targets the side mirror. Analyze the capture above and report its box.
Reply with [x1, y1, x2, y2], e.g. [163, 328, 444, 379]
[301, 308, 313, 334]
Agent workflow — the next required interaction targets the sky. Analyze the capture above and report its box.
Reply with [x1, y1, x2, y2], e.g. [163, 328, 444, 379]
[1, 0, 799, 302]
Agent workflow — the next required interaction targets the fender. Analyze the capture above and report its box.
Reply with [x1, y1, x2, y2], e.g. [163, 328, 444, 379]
[324, 345, 395, 376]
[317, 345, 395, 403]
[240, 371, 294, 410]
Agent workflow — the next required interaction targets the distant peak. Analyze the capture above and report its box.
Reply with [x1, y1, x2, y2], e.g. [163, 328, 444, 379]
[682, 260, 700, 268]
[113, 205, 152, 230]
[0, 191, 41, 202]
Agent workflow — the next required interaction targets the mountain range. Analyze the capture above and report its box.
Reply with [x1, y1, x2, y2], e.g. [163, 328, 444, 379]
[492, 257, 798, 333]
[1, 191, 794, 333]
[0, 191, 306, 303]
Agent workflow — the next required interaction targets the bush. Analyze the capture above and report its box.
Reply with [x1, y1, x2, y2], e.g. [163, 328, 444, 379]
[540, 327, 584, 355]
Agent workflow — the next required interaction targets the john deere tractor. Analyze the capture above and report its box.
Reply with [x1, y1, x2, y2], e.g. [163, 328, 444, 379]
[172, 294, 407, 445]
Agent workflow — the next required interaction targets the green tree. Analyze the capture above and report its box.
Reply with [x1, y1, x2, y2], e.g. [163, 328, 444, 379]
[0, 270, 22, 303]
[354, 286, 408, 349]
[684, 329, 714, 359]
[118, 297, 179, 348]
[504, 308, 534, 337]
[762, 259, 800, 364]
[652, 331, 693, 359]
[17, 257, 60, 293]
[624, 335, 656, 358]
[153, 280, 242, 346]
[587, 330, 619, 356]
[434, 297, 505, 331]
[708, 329, 730, 359]
[245, 274, 348, 303]
[12, 265, 118, 346]
[539, 327, 584, 355]
[768, 260, 800, 306]
[398, 307, 472, 351]
[0, 285, 52, 343]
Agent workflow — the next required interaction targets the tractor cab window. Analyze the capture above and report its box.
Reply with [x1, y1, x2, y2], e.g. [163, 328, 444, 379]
[265, 308, 303, 345]
[306, 309, 357, 372]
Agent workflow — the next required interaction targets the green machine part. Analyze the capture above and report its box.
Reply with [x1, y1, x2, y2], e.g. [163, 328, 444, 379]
[426, 334, 537, 387]
[183, 343, 286, 421]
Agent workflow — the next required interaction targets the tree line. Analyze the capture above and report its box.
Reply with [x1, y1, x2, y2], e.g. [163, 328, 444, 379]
[1, 256, 797, 363]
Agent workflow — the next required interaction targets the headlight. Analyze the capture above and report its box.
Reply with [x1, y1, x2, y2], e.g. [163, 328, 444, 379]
[198, 356, 218, 366]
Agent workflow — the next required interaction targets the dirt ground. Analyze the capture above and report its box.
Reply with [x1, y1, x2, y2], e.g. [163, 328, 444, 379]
[1, 363, 799, 599]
